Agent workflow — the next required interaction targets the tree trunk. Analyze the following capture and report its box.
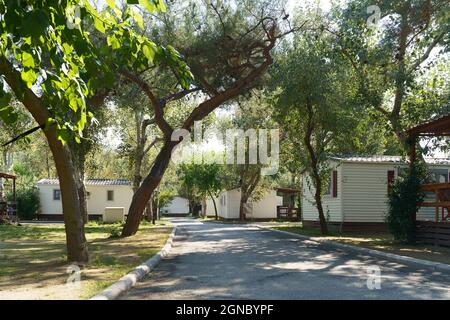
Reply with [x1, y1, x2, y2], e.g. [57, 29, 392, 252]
[239, 195, 248, 221]
[47, 138, 89, 262]
[145, 200, 152, 222]
[77, 182, 88, 225]
[202, 199, 207, 218]
[122, 141, 176, 237]
[152, 195, 158, 225]
[304, 100, 329, 235]
[209, 190, 218, 220]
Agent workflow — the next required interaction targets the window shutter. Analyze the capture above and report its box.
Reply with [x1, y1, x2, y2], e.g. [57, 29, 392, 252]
[332, 171, 338, 198]
[387, 170, 395, 192]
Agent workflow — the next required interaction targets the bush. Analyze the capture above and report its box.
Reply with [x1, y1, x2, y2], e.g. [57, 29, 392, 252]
[8, 187, 40, 220]
[386, 164, 426, 244]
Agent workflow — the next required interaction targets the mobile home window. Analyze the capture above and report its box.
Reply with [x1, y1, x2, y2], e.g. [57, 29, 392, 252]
[332, 171, 338, 198]
[430, 169, 448, 183]
[107, 190, 114, 201]
[53, 189, 61, 201]
[387, 170, 395, 193]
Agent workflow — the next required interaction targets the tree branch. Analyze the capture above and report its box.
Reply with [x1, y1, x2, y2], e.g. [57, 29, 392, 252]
[409, 29, 446, 72]
[120, 70, 173, 138]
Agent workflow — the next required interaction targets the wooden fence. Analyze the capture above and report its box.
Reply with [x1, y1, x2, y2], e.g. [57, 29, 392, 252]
[416, 221, 450, 247]
[277, 206, 299, 220]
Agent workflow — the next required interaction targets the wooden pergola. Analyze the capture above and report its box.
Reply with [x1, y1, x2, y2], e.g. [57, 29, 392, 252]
[0, 172, 16, 218]
[406, 114, 450, 223]
[276, 187, 301, 220]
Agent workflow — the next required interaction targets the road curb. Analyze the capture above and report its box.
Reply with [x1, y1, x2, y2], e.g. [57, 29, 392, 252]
[90, 226, 177, 300]
[253, 224, 450, 273]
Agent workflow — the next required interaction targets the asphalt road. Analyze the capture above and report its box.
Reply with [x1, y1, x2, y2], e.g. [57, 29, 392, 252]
[121, 218, 450, 300]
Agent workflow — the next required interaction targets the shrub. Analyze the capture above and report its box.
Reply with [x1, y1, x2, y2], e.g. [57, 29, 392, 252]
[8, 186, 40, 220]
[386, 163, 426, 244]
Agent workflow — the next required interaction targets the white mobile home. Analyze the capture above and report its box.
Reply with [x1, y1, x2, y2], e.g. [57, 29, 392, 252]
[215, 188, 283, 220]
[301, 156, 450, 232]
[161, 196, 190, 216]
[37, 179, 133, 220]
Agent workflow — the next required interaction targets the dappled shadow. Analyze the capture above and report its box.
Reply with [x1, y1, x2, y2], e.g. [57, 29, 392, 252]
[123, 219, 450, 300]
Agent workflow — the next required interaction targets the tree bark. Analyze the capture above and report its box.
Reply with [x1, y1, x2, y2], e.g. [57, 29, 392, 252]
[0, 57, 88, 262]
[201, 199, 207, 218]
[304, 100, 329, 235]
[209, 190, 218, 220]
[122, 141, 176, 236]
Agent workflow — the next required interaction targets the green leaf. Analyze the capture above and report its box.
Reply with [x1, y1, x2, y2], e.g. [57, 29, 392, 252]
[0, 106, 18, 125]
[93, 16, 106, 33]
[22, 52, 35, 68]
[21, 9, 50, 39]
[107, 34, 121, 50]
[142, 43, 156, 62]
[21, 69, 37, 88]
[0, 91, 12, 108]
[139, 0, 157, 13]
[133, 12, 145, 30]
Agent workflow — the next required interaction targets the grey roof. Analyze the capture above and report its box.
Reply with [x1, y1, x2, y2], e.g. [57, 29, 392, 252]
[330, 155, 450, 165]
[37, 179, 131, 186]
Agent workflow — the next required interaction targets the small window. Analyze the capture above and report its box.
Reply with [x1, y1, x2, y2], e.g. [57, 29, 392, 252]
[53, 189, 61, 201]
[86, 192, 91, 200]
[107, 190, 114, 201]
[332, 171, 338, 198]
[387, 170, 395, 193]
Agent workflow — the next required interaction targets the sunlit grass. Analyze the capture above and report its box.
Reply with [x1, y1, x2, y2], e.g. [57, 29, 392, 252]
[0, 220, 172, 299]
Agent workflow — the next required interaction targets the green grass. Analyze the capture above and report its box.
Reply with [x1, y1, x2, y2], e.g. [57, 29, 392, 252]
[0, 220, 173, 300]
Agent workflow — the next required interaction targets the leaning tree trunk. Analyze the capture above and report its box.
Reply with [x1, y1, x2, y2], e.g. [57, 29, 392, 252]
[122, 141, 176, 237]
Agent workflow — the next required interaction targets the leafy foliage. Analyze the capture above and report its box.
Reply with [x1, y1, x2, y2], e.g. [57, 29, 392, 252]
[0, 0, 191, 143]
[386, 163, 427, 244]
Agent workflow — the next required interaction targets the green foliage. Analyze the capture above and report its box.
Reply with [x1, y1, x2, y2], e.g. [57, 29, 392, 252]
[5, 162, 40, 220]
[0, 0, 192, 143]
[178, 163, 223, 200]
[157, 190, 175, 210]
[386, 163, 426, 244]
[10, 187, 40, 220]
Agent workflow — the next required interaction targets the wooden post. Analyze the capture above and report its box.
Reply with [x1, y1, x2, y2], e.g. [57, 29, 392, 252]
[435, 187, 439, 223]
[12, 177, 16, 205]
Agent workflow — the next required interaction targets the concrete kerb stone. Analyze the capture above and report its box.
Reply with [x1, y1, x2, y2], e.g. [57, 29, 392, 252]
[91, 226, 177, 300]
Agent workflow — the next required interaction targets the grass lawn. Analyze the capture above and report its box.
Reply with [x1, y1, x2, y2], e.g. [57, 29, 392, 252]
[0, 220, 172, 300]
[264, 221, 450, 266]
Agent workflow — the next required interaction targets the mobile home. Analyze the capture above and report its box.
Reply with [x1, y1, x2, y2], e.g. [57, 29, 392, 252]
[37, 179, 133, 220]
[301, 156, 450, 232]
